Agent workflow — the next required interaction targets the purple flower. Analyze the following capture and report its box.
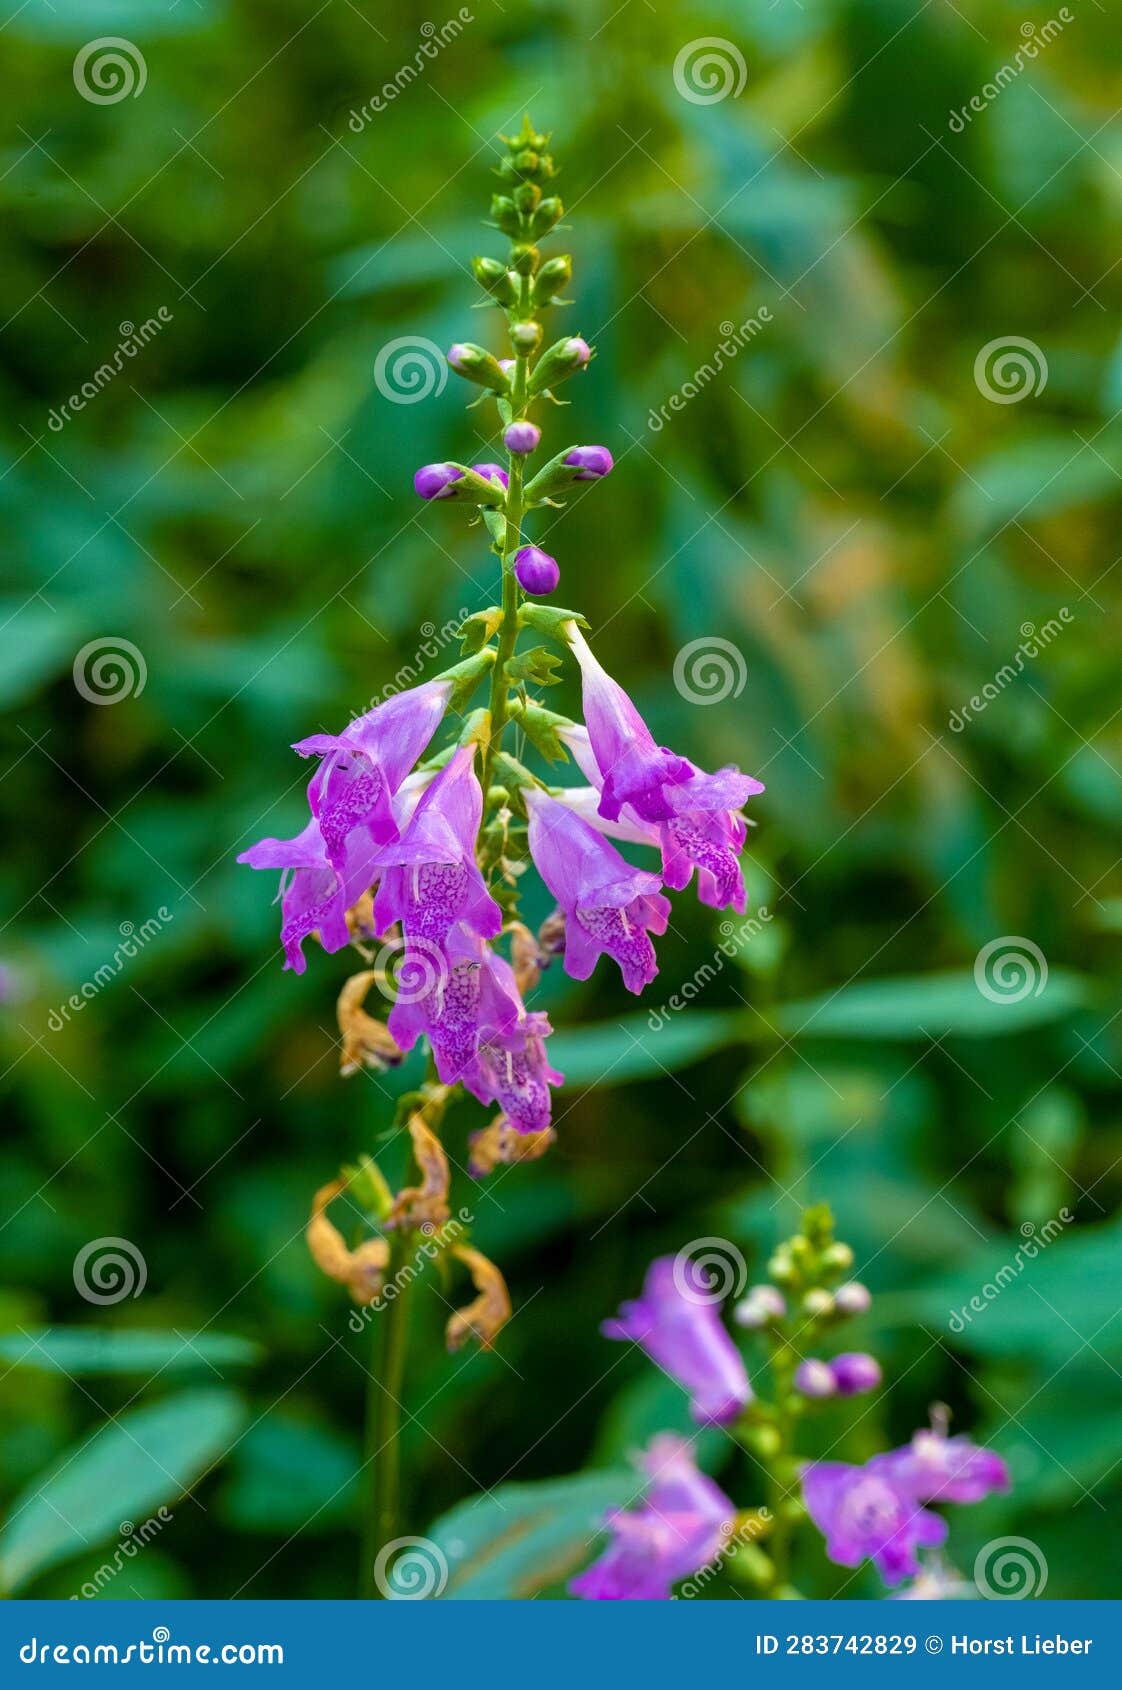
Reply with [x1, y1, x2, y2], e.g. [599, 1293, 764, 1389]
[524, 791, 669, 993]
[471, 462, 509, 490]
[238, 683, 449, 971]
[565, 445, 612, 479]
[371, 745, 501, 946]
[560, 650, 764, 912]
[802, 1461, 948, 1588]
[875, 1431, 1010, 1506]
[829, 1352, 882, 1397]
[514, 545, 559, 595]
[795, 1359, 837, 1399]
[604, 1256, 752, 1426]
[414, 463, 464, 500]
[571, 1436, 734, 1601]
[504, 421, 541, 454]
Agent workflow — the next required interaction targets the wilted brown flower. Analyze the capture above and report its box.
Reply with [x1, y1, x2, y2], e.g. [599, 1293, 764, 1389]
[468, 1113, 555, 1177]
[386, 1113, 451, 1233]
[306, 1178, 389, 1304]
[445, 1243, 512, 1351]
[337, 970, 402, 1077]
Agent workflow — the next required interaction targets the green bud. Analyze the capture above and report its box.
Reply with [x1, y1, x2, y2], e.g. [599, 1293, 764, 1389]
[511, 243, 541, 277]
[767, 1252, 797, 1285]
[531, 196, 563, 237]
[802, 1289, 834, 1318]
[510, 320, 542, 355]
[728, 1543, 774, 1588]
[533, 254, 572, 306]
[513, 182, 541, 214]
[447, 343, 511, 392]
[821, 1242, 854, 1274]
[528, 334, 591, 395]
[490, 194, 520, 237]
[472, 257, 519, 306]
[741, 1424, 781, 1460]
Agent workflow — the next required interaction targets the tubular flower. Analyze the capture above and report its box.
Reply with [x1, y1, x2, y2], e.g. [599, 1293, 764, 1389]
[239, 819, 379, 974]
[560, 717, 763, 914]
[801, 1460, 948, 1588]
[571, 1436, 735, 1601]
[604, 1256, 752, 1426]
[524, 789, 670, 994]
[445, 1244, 512, 1351]
[371, 744, 502, 946]
[875, 1431, 1010, 1506]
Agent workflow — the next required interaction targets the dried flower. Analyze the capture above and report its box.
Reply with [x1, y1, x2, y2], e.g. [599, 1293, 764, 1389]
[445, 1243, 511, 1351]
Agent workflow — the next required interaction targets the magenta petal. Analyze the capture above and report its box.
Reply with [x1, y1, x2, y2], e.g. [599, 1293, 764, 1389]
[603, 1256, 751, 1425]
[802, 1461, 949, 1589]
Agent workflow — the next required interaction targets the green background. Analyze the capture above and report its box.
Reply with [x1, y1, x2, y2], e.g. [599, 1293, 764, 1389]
[2, 0, 1120, 1599]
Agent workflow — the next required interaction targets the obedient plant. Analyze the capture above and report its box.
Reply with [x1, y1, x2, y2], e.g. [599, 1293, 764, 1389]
[237, 118, 764, 1593]
[571, 1206, 1010, 1600]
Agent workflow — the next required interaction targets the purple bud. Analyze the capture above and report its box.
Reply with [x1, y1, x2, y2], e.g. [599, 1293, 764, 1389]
[472, 462, 509, 491]
[733, 1285, 786, 1329]
[514, 545, 559, 595]
[795, 1359, 837, 1399]
[504, 421, 541, 454]
[834, 1282, 872, 1317]
[565, 445, 613, 480]
[414, 463, 463, 500]
[499, 359, 516, 378]
[565, 337, 592, 367]
[447, 343, 473, 370]
[829, 1352, 882, 1397]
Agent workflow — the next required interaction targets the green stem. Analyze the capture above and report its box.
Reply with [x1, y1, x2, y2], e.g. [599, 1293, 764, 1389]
[765, 1344, 798, 1596]
[359, 1248, 414, 1599]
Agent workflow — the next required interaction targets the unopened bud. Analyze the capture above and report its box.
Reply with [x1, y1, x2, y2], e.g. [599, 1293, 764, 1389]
[514, 545, 559, 594]
[490, 194, 520, 237]
[472, 257, 518, 306]
[533, 254, 572, 306]
[528, 335, 591, 395]
[511, 243, 541, 277]
[513, 182, 541, 214]
[794, 1359, 836, 1399]
[504, 421, 541, 455]
[829, 1352, 882, 1397]
[821, 1242, 855, 1274]
[834, 1282, 872, 1317]
[531, 196, 563, 237]
[510, 321, 542, 355]
[733, 1285, 786, 1328]
[447, 343, 511, 392]
[802, 1289, 834, 1319]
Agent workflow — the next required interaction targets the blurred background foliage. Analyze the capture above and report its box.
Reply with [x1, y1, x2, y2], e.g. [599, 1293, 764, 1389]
[2, 0, 1121, 1599]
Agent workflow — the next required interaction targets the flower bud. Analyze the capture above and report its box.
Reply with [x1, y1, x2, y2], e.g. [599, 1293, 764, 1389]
[528, 335, 591, 395]
[498, 358, 516, 380]
[490, 194, 520, 237]
[829, 1352, 882, 1396]
[447, 343, 511, 391]
[514, 545, 559, 595]
[733, 1285, 786, 1328]
[821, 1242, 855, 1274]
[533, 254, 572, 306]
[504, 421, 541, 455]
[414, 463, 463, 500]
[471, 462, 509, 491]
[472, 257, 518, 306]
[511, 243, 541, 277]
[794, 1359, 836, 1400]
[802, 1289, 834, 1319]
[834, 1281, 871, 1317]
[513, 182, 541, 214]
[531, 196, 563, 237]
[564, 445, 612, 480]
[510, 321, 542, 355]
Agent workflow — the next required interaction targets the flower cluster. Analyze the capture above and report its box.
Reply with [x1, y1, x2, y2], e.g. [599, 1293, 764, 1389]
[239, 118, 763, 1204]
[571, 1207, 1009, 1600]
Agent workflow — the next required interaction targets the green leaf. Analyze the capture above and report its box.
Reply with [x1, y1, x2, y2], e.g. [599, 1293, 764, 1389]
[0, 1328, 260, 1377]
[504, 645, 562, 687]
[549, 1009, 741, 1087]
[398, 1471, 631, 1598]
[771, 968, 1088, 1040]
[459, 607, 504, 655]
[0, 1388, 247, 1593]
[514, 702, 574, 764]
[517, 603, 588, 641]
[217, 1412, 359, 1534]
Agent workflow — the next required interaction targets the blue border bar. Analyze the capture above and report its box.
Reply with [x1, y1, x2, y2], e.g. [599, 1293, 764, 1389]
[1, 1600, 1118, 1683]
